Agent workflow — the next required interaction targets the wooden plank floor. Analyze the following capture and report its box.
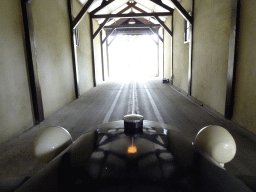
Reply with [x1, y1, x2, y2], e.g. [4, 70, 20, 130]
[0, 78, 256, 180]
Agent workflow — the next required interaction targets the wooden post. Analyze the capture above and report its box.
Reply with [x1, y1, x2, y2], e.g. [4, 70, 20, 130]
[188, 0, 194, 95]
[21, 0, 44, 123]
[68, 0, 80, 98]
[100, 31, 105, 81]
[225, 0, 239, 119]
[90, 15, 96, 87]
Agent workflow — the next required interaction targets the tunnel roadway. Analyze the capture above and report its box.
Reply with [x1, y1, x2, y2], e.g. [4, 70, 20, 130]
[58, 78, 256, 178]
[0, 78, 256, 180]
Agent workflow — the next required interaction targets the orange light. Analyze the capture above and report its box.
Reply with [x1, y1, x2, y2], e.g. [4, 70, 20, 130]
[127, 146, 137, 154]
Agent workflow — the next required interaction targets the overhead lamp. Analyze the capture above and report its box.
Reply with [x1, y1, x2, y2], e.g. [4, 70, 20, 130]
[128, 19, 136, 24]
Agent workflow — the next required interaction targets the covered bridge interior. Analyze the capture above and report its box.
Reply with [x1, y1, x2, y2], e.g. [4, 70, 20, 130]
[1, 0, 256, 185]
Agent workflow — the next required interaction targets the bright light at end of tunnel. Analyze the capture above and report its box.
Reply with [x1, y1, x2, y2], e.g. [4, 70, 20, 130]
[127, 146, 137, 154]
[108, 35, 158, 80]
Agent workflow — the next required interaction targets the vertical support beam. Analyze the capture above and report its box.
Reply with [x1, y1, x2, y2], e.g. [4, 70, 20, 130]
[171, 14, 174, 85]
[225, 0, 239, 119]
[149, 0, 174, 12]
[163, 29, 165, 79]
[68, 0, 79, 98]
[157, 37, 160, 77]
[100, 31, 105, 81]
[21, 0, 44, 123]
[188, 0, 194, 95]
[106, 38, 110, 79]
[90, 15, 97, 87]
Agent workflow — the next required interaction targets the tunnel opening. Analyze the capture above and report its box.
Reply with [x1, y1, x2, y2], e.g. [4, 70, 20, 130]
[108, 34, 159, 80]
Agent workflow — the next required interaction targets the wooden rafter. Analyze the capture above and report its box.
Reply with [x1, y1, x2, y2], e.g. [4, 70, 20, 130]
[72, 0, 94, 29]
[91, 0, 115, 15]
[93, 17, 110, 39]
[149, 27, 163, 42]
[126, 2, 159, 24]
[114, 30, 152, 36]
[111, 18, 129, 26]
[107, 3, 135, 24]
[102, 28, 116, 44]
[116, 3, 134, 14]
[104, 24, 160, 29]
[154, 16, 172, 36]
[170, 0, 192, 23]
[127, 2, 147, 13]
[91, 12, 172, 19]
[149, 0, 174, 12]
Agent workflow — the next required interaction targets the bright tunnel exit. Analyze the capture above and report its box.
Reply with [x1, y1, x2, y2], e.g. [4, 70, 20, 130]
[108, 35, 159, 80]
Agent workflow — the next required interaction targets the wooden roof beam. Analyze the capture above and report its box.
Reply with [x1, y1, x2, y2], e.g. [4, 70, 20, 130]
[104, 24, 160, 29]
[72, 0, 94, 29]
[127, 2, 147, 13]
[91, 12, 172, 19]
[90, 0, 115, 15]
[170, 0, 192, 23]
[154, 16, 172, 36]
[93, 17, 110, 39]
[149, 0, 174, 13]
[107, 3, 134, 24]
